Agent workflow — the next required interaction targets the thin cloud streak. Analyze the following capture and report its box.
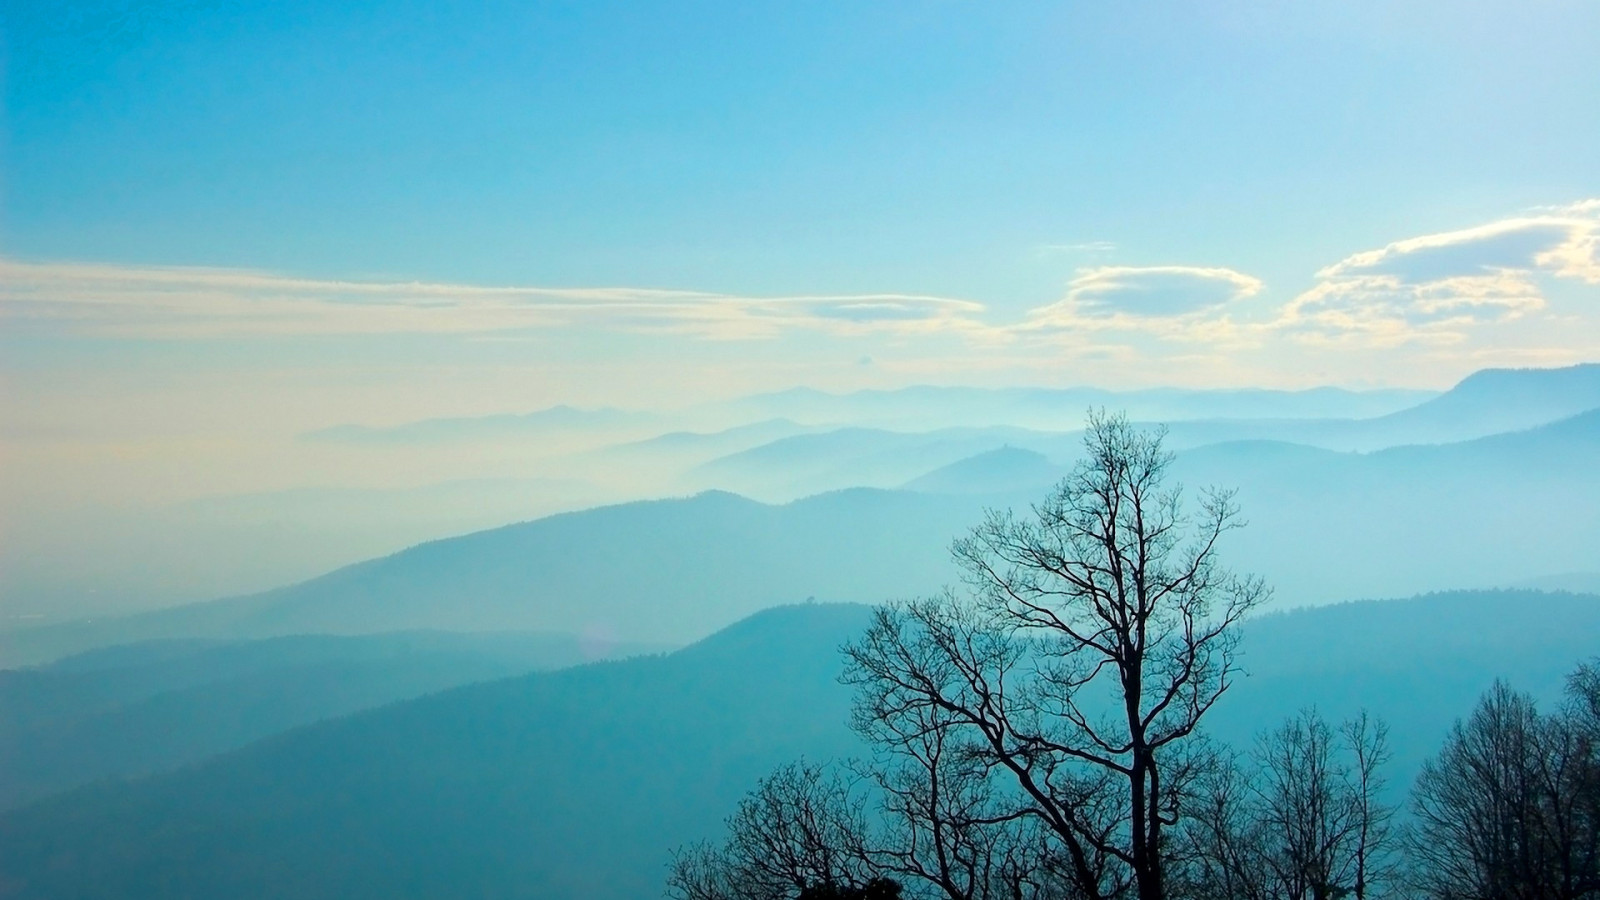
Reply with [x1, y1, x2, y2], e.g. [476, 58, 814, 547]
[5, 199, 1597, 372]
[0, 260, 989, 341]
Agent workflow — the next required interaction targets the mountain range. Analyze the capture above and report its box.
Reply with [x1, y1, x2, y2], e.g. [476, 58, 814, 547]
[1, 592, 1594, 900]
[8, 403, 1600, 668]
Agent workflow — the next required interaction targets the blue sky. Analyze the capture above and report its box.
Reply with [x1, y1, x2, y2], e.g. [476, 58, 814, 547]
[3, 0, 1599, 436]
[6, 0, 1595, 294]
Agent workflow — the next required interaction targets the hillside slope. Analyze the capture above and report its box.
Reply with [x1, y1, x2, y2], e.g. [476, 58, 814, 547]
[0, 631, 661, 811]
[0, 593, 1595, 900]
[0, 490, 980, 665]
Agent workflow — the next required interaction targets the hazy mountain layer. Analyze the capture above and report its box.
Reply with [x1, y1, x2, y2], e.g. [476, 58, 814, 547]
[699, 364, 1600, 497]
[301, 406, 659, 444]
[0, 593, 1594, 900]
[1160, 362, 1600, 451]
[0, 631, 663, 811]
[720, 384, 1437, 431]
[9, 405, 1600, 667]
[0, 490, 980, 666]
[902, 446, 1061, 495]
[2, 364, 1584, 629]
[689, 425, 1079, 498]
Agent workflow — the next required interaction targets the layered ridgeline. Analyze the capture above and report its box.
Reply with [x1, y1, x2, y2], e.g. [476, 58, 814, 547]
[0, 631, 665, 812]
[9, 398, 1600, 667]
[0, 592, 1595, 900]
[5, 363, 1591, 634]
[689, 363, 1600, 497]
[0, 490, 975, 666]
[713, 383, 1438, 431]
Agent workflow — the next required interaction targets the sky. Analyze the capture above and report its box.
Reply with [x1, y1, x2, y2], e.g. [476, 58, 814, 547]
[2, 0, 1599, 614]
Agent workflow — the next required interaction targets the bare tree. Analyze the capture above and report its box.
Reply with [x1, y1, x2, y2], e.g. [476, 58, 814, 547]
[672, 413, 1266, 900]
[1176, 710, 1394, 900]
[1571, 661, 1600, 900]
[1342, 712, 1395, 900]
[844, 411, 1267, 900]
[847, 598, 1097, 900]
[1253, 712, 1357, 900]
[668, 762, 879, 900]
[1409, 676, 1600, 900]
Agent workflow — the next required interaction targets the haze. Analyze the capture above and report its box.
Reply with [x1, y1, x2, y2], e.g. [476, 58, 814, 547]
[2, 3, 1598, 899]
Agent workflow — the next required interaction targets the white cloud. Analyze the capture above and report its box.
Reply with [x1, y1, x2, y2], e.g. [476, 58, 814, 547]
[1022, 265, 1264, 340]
[7, 201, 1598, 389]
[0, 259, 988, 342]
[1282, 201, 1600, 346]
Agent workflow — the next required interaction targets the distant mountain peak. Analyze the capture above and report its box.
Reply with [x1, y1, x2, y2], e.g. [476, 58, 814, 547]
[903, 445, 1061, 495]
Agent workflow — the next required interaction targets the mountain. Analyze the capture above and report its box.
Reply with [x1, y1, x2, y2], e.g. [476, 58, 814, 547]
[0, 631, 663, 811]
[1167, 409, 1600, 603]
[0, 593, 1595, 900]
[902, 446, 1062, 495]
[605, 418, 816, 458]
[587, 418, 823, 485]
[1158, 362, 1600, 452]
[690, 426, 1080, 499]
[300, 406, 657, 444]
[0, 490, 982, 666]
[12, 405, 1600, 668]
[899, 409, 1600, 606]
[1371, 362, 1600, 439]
[720, 385, 1436, 431]
[687, 364, 1600, 497]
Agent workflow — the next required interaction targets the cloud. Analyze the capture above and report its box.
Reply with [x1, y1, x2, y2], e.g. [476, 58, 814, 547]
[8, 200, 1597, 383]
[1022, 265, 1264, 339]
[1037, 241, 1119, 254]
[0, 259, 987, 342]
[1283, 201, 1600, 346]
[1064, 266, 1263, 317]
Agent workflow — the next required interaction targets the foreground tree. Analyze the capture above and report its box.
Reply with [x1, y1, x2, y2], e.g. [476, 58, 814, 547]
[670, 412, 1268, 900]
[847, 411, 1266, 900]
[1409, 672, 1600, 900]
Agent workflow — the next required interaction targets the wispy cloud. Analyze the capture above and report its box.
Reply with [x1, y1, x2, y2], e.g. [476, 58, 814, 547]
[1037, 241, 1119, 255]
[6, 199, 1598, 383]
[0, 259, 989, 341]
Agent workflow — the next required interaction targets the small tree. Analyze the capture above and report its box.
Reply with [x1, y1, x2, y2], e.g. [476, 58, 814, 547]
[1178, 710, 1395, 900]
[668, 763, 880, 900]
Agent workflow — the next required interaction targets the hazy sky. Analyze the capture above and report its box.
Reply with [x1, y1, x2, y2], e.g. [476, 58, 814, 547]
[2, 0, 1599, 459]
[3, 0, 1600, 617]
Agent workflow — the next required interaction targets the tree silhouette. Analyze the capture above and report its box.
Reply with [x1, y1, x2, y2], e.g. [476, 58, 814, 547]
[671, 412, 1267, 900]
[1410, 673, 1600, 900]
[843, 411, 1266, 900]
[1178, 709, 1395, 900]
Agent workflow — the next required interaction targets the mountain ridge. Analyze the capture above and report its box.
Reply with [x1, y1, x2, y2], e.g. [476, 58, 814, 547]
[2, 592, 1595, 900]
